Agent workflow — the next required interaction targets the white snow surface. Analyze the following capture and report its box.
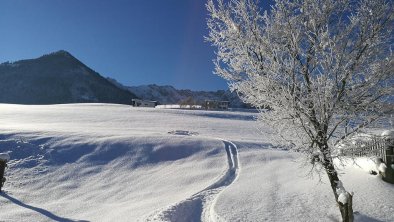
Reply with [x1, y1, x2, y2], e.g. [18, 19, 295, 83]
[381, 129, 394, 139]
[0, 104, 393, 222]
[378, 163, 387, 174]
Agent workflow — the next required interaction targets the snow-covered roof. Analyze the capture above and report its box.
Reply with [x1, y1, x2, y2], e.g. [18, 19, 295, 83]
[381, 130, 394, 139]
[0, 153, 10, 162]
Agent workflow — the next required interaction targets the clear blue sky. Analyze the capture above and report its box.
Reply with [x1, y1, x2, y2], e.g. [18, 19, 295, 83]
[0, 0, 271, 91]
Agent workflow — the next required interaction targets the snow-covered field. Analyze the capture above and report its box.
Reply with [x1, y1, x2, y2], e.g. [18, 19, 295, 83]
[0, 104, 393, 222]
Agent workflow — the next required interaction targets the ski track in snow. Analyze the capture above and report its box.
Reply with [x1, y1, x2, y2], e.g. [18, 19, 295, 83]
[143, 139, 239, 222]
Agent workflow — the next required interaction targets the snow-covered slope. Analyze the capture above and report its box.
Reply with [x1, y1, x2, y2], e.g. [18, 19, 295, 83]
[0, 104, 392, 222]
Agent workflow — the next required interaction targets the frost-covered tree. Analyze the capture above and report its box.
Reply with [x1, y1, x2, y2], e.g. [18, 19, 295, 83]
[206, 0, 393, 221]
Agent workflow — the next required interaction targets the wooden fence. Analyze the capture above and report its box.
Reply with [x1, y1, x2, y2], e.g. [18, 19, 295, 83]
[341, 136, 387, 163]
[341, 133, 394, 183]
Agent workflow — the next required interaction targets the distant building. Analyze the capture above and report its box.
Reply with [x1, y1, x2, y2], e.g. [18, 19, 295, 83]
[204, 100, 229, 110]
[131, 99, 158, 108]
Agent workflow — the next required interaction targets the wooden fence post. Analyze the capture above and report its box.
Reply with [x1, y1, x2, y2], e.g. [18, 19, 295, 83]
[381, 130, 394, 184]
[0, 153, 10, 192]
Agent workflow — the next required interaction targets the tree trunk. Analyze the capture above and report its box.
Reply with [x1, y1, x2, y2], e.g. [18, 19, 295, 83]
[319, 142, 354, 222]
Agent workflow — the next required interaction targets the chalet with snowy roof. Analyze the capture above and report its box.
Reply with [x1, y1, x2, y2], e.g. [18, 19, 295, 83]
[204, 100, 229, 110]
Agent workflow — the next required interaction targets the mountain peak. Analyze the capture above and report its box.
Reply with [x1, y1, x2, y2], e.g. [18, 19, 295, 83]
[45, 50, 74, 58]
[53, 50, 71, 55]
[0, 51, 137, 104]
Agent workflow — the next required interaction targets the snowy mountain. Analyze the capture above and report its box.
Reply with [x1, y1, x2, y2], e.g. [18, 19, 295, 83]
[108, 78, 249, 108]
[0, 50, 247, 107]
[0, 50, 136, 104]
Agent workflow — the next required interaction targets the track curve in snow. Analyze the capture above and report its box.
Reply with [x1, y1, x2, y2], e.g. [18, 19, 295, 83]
[143, 139, 239, 222]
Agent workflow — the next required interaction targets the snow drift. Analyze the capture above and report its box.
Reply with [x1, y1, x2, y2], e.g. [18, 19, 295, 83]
[0, 104, 392, 222]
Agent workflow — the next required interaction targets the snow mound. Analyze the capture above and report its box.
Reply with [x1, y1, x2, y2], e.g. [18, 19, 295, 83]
[0, 134, 226, 221]
[381, 130, 394, 139]
[0, 153, 10, 162]
[378, 163, 387, 174]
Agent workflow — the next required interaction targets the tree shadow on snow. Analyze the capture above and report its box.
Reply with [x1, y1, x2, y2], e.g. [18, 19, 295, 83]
[353, 212, 385, 222]
[327, 212, 384, 222]
[0, 192, 89, 222]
